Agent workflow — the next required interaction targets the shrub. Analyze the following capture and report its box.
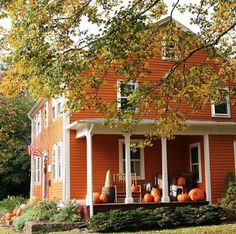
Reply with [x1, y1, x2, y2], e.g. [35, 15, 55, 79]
[219, 181, 236, 218]
[0, 196, 27, 211]
[222, 172, 235, 197]
[88, 205, 222, 232]
[15, 208, 33, 231]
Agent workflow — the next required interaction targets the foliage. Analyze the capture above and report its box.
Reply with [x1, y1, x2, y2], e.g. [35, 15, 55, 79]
[0, 1, 235, 139]
[88, 205, 222, 232]
[222, 172, 235, 197]
[0, 94, 34, 199]
[219, 181, 236, 219]
[0, 196, 27, 211]
[15, 200, 80, 230]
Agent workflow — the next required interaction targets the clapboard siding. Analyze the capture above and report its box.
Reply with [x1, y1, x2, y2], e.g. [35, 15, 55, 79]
[209, 135, 236, 202]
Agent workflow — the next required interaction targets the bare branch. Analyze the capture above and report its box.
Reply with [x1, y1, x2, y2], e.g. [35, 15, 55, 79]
[170, 0, 180, 20]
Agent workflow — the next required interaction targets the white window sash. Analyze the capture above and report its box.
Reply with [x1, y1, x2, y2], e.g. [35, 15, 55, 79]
[57, 142, 63, 180]
[44, 101, 48, 128]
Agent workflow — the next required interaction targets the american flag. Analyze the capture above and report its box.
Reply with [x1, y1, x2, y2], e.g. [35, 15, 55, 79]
[27, 145, 42, 157]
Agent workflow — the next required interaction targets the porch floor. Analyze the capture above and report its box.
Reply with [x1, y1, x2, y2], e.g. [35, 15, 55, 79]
[80, 201, 209, 221]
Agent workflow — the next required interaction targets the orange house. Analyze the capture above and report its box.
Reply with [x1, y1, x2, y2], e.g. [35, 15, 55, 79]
[28, 17, 236, 216]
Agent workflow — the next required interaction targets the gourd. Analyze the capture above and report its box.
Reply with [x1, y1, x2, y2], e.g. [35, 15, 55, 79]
[151, 188, 160, 197]
[100, 193, 109, 203]
[188, 188, 205, 201]
[177, 177, 186, 186]
[153, 195, 161, 203]
[143, 193, 154, 202]
[177, 193, 189, 202]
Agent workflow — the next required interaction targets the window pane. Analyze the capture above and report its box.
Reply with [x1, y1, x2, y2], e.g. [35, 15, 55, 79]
[215, 102, 228, 114]
[121, 98, 128, 110]
[131, 148, 140, 159]
[191, 147, 198, 164]
[131, 161, 141, 176]
[122, 144, 125, 159]
[192, 165, 199, 181]
[123, 161, 126, 173]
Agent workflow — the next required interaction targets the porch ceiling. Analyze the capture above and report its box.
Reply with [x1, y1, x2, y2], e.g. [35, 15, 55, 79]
[66, 118, 236, 138]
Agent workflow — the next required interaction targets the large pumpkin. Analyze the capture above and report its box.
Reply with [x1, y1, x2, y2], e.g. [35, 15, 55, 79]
[177, 193, 189, 202]
[177, 177, 186, 186]
[5, 212, 13, 221]
[143, 193, 154, 202]
[151, 188, 160, 197]
[188, 188, 205, 201]
[131, 184, 139, 192]
[100, 192, 108, 203]
[154, 195, 161, 203]
[93, 192, 101, 204]
[29, 196, 41, 204]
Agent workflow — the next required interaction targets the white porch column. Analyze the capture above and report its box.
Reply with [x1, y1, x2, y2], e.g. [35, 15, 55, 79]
[161, 138, 170, 202]
[124, 134, 134, 203]
[204, 134, 212, 203]
[86, 125, 94, 216]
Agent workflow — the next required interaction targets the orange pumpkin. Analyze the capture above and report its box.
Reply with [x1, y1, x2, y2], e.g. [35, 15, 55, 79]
[151, 188, 160, 197]
[177, 193, 189, 202]
[188, 188, 205, 201]
[154, 195, 161, 203]
[143, 193, 154, 202]
[12, 208, 18, 216]
[16, 207, 23, 216]
[177, 177, 186, 186]
[93, 192, 101, 204]
[29, 196, 41, 204]
[5, 212, 13, 221]
[131, 184, 139, 192]
[100, 192, 109, 203]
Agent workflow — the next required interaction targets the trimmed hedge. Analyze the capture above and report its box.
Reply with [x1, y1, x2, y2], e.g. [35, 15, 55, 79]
[88, 205, 221, 232]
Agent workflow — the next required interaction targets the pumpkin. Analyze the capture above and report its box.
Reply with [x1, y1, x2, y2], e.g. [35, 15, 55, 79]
[188, 188, 205, 201]
[16, 207, 23, 216]
[151, 188, 160, 197]
[131, 184, 139, 192]
[154, 195, 161, 203]
[177, 177, 186, 186]
[29, 196, 41, 204]
[12, 208, 18, 216]
[177, 193, 189, 202]
[5, 212, 13, 221]
[93, 192, 101, 204]
[100, 192, 109, 203]
[143, 193, 154, 202]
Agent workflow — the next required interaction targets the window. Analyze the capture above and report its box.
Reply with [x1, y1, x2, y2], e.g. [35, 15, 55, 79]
[34, 156, 41, 184]
[57, 142, 62, 180]
[52, 145, 57, 180]
[44, 101, 48, 128]
[211, 87, 230, 117]
[35, 110, 41, 135]
[190, 143, 202, 183]
[52, 98, 57, 120]
[117, 81, 138, 111]
[162, 41, 178, 61]
[119, 140, 145, 179]
[33, 116, 36, 136]
[57, 99, 62, 116]
[52, 97, 63, 121]
[52, 142, 63, 181]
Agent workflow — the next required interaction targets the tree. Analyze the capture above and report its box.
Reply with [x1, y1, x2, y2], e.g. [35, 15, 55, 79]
[0, 94, 34, 199]
[0, 0, 235, 140]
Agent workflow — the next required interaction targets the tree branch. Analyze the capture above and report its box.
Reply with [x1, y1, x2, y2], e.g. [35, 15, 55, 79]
[170, 0, 180, 20]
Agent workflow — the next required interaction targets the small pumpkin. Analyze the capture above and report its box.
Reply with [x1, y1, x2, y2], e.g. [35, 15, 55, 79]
[188, 188, 205, 201]
[100, 192, 109, 203]
[143, 193, 154, 202]
[177, 177, 186, 186]
[5, 212, 13, 221]
[154, 195, 161, 203]
[131, 184, 139, 192]
[93, 192, 101, 204]
[177, 193, 189, 202]
[16, 207, 23, 216]
[151, 188, 160, 197]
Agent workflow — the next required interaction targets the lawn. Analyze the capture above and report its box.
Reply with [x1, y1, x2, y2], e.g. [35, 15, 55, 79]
[0, 223, 236, 233]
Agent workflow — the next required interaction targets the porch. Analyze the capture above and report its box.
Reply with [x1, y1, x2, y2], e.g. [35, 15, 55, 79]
[65, 119, 219, 217]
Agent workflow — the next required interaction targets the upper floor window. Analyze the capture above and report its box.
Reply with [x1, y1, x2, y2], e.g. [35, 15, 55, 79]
[52, 98, 57, 120]
[211, 87, 230, 117]
[162, 41, 178, 61]
[117, 81, 138, 111]
[52, 97, 63, 121]
[36, 110, 41, 135]
[34, 156, 41, 184]
[189, 143, 202, 183]
[119, 139, 145, 180]
[44, 101, 48, 128]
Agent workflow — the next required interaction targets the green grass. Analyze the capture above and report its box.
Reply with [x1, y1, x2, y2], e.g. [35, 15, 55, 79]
[1, 223, 236, 234]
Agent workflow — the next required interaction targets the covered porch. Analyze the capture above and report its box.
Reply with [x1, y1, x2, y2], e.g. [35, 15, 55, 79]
[65, 119, 223, 217]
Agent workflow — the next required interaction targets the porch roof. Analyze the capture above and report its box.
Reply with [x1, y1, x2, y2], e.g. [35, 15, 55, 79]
[66, 118, 236, 138]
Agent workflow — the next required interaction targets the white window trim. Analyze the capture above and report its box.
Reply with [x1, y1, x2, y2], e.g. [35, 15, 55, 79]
[34, 156, 41, 185]
[57, 141, 63, 181]
[211, 87, 231, 118]
[52, 144, 57, 182]
[189, 142, 202, 183]
[119, 139, 145, 180]
[44, 101, 49, 128]
[35, 110, 41, 136]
